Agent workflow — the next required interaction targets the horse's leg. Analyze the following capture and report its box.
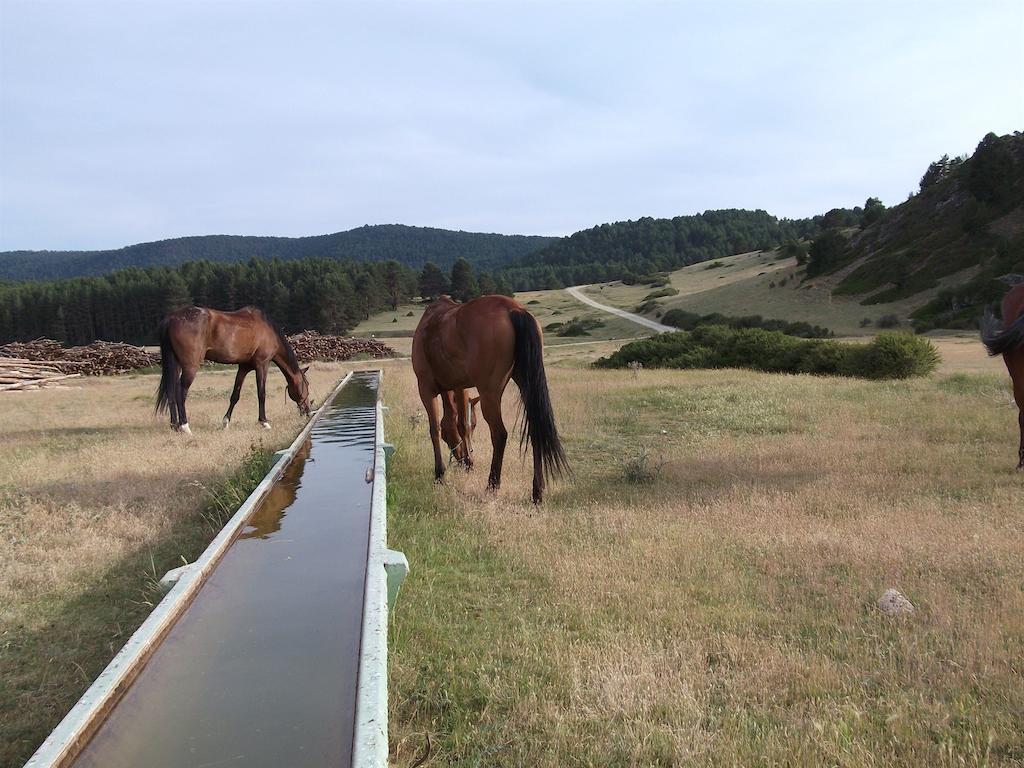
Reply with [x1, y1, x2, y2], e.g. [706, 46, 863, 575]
[223, 365, 251, 429]
[255, 362, 271, 429]
[177, 365, 197, 435]
[453, 388, 473, 470]
[479, 389, 507, 491]
[1018, 407, 1024, 470]
[418, 383, 445, 481]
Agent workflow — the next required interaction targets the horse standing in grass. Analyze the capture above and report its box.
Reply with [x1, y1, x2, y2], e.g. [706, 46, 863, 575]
[412, 294, 569, 503]
[982, 281, 1024, 470]
[156, 306, 310, 434]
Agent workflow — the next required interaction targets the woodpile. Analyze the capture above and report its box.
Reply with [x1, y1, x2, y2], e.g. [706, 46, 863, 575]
[0, 339, 160, 376]
[0, 358, 81, 391]
[287, 332, 396, 362]
[0, 332, 393, 386]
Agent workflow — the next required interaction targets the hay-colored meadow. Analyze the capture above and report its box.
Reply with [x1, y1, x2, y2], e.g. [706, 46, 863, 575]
[1, 341, 1022, 767]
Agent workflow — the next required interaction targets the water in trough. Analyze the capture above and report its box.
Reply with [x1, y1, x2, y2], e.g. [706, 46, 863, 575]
[71, 371, 380, 768]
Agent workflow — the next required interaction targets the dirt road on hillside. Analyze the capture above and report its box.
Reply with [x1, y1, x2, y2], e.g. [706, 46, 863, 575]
[565, 286, 675, 333]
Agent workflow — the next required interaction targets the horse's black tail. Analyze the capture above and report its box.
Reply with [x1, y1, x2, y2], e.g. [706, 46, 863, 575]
[981, 311, 1024, 356]
[155, 318, 180, 423]
[510, 309, 570, 482]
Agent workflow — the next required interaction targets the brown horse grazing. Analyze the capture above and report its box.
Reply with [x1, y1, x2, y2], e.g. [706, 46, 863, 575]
[156, 306, 310, 434]
[412, 294, 569, 503]
[982, 281, 1024, 470]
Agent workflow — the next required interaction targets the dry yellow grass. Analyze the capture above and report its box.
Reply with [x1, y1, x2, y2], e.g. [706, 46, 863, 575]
[383, 354, 1024, 766]
[2, 338, 1022, 767]
[0, 362, 372, 764]
[578, 249, 953, 336]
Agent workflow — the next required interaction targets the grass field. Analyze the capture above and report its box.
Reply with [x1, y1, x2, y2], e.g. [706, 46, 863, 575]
[578, 250, 950, 337]
[0, 362, 363, 765]
[2, 340, 1021, 767]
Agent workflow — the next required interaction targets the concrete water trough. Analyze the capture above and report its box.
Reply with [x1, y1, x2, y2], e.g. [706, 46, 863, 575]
[25, 369, 407, 768]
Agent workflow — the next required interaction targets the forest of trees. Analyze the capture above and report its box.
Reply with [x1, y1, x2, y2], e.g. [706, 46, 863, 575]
[0, 258, 420, 345]
[0, 224, 555, 282]
[496, 209, 823, 289]
[0, 254, 519, 345]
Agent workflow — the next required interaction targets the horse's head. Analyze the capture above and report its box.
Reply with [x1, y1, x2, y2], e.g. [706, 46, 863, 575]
[442, 394, 480, 464]
[287, 366, 312, 416]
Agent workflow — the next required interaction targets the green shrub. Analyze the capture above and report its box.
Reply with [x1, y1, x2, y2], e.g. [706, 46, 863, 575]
[877, 314, 901, 328]
[844, 332, 940, 379]
[595, 327, 938, 380]
[660, 309, 833, 339]
[556, 316, 605, 337]
[643, 287, 679, 301]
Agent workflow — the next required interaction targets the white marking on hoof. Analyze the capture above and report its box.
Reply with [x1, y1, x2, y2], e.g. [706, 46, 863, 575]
[222, 417, 231, 430]
[260, 421, 272, 430]
[179, 423, 192, 435]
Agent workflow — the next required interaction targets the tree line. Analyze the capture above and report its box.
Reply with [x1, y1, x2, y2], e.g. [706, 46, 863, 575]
[0, 224, 555, 282]
[0, 255, 521, 345]
[495, 209, 825, 289]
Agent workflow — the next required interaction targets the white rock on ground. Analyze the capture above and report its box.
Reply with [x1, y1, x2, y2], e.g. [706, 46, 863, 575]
[878, 588, 915, 616]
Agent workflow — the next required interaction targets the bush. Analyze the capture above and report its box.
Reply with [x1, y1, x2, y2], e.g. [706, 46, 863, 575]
[643, 287, 679, 301]
[556, 316, 605, 337]
[660, 309, 833, 339]
[527, 299, 540, 305]
[595, 327, 938, 380]
[877, 314, 901, 328]
[844, 332, 940, 379]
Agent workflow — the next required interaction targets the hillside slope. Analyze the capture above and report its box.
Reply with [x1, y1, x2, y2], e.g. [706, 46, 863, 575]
[499, 209, 821, 289]
[816, 131, 1024, 329]
[0, 224, 555, 281]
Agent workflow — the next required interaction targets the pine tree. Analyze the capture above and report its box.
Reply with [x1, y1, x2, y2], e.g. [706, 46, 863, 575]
[449, 258, 478, 302]
[418, 261, 449, 300]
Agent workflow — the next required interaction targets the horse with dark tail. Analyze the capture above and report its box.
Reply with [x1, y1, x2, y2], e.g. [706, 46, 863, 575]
[412, 294, 569, 503]
[981, 281, 1024, 470]
[156, 306, 311, 435]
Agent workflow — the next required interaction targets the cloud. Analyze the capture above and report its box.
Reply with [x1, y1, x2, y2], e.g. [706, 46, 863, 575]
[1, 0, 1021, 250]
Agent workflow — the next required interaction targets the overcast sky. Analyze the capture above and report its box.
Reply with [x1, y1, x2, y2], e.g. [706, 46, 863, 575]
[0, 1, 1021, 251]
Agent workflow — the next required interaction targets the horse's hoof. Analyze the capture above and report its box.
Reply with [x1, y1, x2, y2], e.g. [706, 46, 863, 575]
[179, 423, 192, 436]
[222, 417, 231, 430]
[260, 421, 272, 430]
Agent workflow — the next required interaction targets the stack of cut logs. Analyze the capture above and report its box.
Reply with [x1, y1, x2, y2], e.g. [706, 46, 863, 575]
[287, 331, 396, 361]
[0, 339, 160, 377]
[0, 333, 394, 389]
[0, 358, 82, 391]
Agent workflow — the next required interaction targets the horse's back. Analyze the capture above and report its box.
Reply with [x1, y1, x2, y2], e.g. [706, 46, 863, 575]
[413, 295, 529, 390]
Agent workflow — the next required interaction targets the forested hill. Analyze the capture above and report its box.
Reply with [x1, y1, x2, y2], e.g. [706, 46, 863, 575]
[0, 224, 555, 282]
[802, 131, 1024, 330]
[498, 209, 820, 289]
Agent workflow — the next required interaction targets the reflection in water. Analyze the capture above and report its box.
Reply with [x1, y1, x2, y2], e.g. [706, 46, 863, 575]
[239, 438, 311, 540]
[69, 371, 381, 768]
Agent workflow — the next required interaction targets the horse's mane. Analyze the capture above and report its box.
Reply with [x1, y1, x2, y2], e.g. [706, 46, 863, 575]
[261, 310, 302, 374]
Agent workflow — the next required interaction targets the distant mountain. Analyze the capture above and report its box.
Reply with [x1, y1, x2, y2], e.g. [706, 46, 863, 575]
[805, 131, 1024, 330]
[0, 224, 556, 281]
